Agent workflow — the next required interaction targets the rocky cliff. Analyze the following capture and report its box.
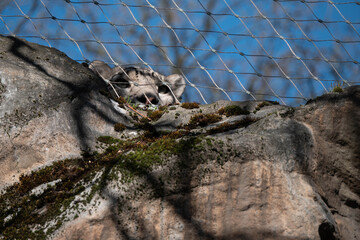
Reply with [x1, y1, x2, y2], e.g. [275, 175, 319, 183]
[0, 35, 359, 240]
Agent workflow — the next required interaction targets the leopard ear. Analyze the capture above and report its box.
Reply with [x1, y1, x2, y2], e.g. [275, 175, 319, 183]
[164, 74, 186, 99]
[89, 60, 113, 80]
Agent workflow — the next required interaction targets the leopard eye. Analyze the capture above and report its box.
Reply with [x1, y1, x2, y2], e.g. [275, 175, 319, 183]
[158, 84, 171, 94]
[111, 74, 131, 88]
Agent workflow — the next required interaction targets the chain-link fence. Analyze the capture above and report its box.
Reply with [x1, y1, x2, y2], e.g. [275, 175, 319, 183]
[1, 0, 359, 106]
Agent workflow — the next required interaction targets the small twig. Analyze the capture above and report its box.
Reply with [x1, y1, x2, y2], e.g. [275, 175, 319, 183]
[144, 93, 156, 107]
[125, 102, 151, 121]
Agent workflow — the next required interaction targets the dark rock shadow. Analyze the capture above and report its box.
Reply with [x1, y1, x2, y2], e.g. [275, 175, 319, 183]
[100, 142, 217, 240]
[6, 36, 128, 151]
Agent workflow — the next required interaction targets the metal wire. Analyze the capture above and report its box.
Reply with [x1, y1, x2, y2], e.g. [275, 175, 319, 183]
[0, 0, 359, 106]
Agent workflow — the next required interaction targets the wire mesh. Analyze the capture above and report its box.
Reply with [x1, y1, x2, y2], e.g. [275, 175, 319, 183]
[1, 0, 359, 106]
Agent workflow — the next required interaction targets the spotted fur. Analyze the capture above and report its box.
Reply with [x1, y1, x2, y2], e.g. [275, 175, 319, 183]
[89, 60, 185, 106]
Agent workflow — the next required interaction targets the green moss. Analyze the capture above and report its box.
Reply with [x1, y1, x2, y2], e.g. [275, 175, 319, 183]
[133, 121, 160, 140]
[165, 130, 189, 139]
[129, 111, 140, 121]
[181, 102, 200, 109]
[332, 86, 343, 93]
[114, 96, 127, 108]
[331, 81, 344, 93]
[0, 152, 105, 239]
[255, 101, 271, 111]
[218, 105, 250, 117]
[97, 136, 121, 144]
[188, 113, 222, 128]
[147, 110, 164, 121]
[205, 138, 213, 146]
[115, 96, 126, 104]
[158, 106, 168, 112]
[114, 123, 126, 132]
[175, 112, 180, 119]
[207, 117, 257, 135]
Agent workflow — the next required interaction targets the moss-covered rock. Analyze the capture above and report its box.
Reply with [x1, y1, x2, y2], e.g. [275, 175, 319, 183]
[218, 105, 250, 116]
[181, 102, 200, 109]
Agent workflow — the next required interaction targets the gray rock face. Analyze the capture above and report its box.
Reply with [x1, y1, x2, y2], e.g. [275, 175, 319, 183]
[0, 35, 128, 188]
[0, 36, 359, 240]
[294, 88, 360, 240]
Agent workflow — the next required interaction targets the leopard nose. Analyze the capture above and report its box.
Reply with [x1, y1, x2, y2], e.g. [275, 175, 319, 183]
[137, 94, 159, 105]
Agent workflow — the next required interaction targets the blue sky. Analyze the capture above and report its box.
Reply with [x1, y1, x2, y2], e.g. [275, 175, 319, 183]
[1, 0, 359, 105]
